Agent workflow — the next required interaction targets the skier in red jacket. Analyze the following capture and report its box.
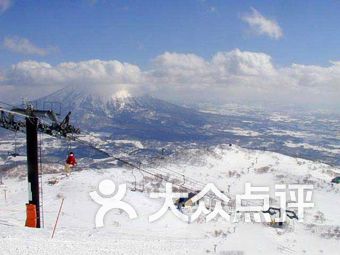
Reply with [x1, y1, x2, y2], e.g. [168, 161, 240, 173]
[64, 152, 77, 176]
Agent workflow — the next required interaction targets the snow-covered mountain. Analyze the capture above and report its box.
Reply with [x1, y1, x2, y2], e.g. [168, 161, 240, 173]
[1, 89, 340, 254]
[32, 86, 340, 167]
[36, 86, 209, 141]
[1, 145, 339, 254]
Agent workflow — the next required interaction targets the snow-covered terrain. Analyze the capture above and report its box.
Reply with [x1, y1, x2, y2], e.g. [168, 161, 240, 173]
[1, 86, 339, 254]
[1, 145, 339, 254]
[24, 86, 340, 166]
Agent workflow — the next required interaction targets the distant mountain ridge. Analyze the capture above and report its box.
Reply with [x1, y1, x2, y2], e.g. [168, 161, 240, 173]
[35, 86, 211, 141]
[32, 86, 340, 167]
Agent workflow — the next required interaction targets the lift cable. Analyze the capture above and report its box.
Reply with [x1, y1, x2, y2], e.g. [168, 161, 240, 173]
[0, 102, 230, 205]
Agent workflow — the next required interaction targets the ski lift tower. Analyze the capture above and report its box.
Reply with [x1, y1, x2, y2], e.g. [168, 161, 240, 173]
[26, 111, 41, 227]
[0, 102, 80, 228]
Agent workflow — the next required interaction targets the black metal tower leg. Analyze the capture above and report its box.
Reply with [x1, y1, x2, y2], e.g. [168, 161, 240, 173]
[26, 117, 40, 228]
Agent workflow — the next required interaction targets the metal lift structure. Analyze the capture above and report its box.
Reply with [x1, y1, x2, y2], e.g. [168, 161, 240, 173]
[0, 102, 80, 228]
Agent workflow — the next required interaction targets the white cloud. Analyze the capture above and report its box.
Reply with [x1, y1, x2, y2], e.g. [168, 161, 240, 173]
[1, 49, 339, 111]
[150, 49, 277, 88]
[3, 36, 56, 56]
[241, 8, 283, 39]
[149, 50, 339, 109]
[150, 52, 209, 85]
[3, 59, 143, 98]
[211, 49, 276, 76]
[0, 0, 11, 13]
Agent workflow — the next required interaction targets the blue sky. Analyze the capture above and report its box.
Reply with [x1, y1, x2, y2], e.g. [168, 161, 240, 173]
[1, 0, 340, 68]
[1, 0, 340, 111]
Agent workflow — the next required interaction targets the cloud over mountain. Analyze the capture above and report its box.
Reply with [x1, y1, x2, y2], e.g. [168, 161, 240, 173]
[1, 49, 339, 111]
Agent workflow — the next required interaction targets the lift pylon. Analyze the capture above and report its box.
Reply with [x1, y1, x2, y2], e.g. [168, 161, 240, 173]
[0, 102, 80, 228]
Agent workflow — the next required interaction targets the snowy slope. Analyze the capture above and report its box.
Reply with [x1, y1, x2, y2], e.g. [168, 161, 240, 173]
[0, 145, 339, 254]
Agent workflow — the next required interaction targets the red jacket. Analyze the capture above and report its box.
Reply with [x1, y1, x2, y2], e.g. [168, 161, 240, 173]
[66, 154, 77, 166]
